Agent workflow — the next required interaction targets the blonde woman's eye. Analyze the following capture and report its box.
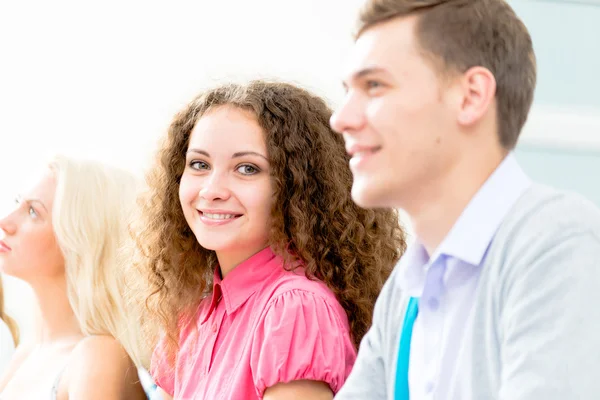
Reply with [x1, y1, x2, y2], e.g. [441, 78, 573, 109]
[237, 164, 259, 175]
[29, 206, 38, 218]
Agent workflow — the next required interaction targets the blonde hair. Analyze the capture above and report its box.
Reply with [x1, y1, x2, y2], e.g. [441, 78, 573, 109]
[0, 275, 19, 346]
[49, 155, 148, 367]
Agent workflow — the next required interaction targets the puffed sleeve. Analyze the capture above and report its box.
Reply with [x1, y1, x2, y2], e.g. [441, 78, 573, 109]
[150, 334, 175, 396]
[250, 289, 357, 398]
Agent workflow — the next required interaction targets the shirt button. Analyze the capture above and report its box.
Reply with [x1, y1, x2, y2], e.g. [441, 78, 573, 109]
[428, 297, 440, 311]
[212, 324, 217, 333]
[425, 381, 435, 393]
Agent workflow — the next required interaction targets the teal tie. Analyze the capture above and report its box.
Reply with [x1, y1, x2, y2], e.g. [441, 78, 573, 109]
[394, 297, 419, 400]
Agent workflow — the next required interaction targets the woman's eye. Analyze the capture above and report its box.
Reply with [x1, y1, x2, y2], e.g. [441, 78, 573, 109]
[29, 206, 38, 219]
[237, 164, 259, 175]
[190, 160, 209, 170]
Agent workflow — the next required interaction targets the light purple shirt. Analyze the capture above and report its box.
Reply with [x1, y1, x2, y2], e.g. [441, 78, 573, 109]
[398, 154, 532, 400]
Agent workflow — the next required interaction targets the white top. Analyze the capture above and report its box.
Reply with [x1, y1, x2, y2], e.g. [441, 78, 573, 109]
[0, 319, 16, 374]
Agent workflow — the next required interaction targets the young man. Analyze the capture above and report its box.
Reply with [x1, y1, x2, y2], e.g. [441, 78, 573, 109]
[331, 1, 600, 399]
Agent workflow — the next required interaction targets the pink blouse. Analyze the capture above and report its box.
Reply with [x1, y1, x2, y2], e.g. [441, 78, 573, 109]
[151, 247, 357, 399]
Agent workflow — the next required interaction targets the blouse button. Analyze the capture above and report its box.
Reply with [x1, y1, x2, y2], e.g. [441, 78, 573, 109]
[212, 323, 218, 333]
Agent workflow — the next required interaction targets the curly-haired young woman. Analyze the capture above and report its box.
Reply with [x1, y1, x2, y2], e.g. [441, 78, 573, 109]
[134, 81, 405, 400]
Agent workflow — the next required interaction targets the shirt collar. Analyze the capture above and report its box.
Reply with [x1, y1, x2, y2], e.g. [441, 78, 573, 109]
[200, 246, 278, 324]
[398, 153, 531, 291]
[436, 153, 531, 265]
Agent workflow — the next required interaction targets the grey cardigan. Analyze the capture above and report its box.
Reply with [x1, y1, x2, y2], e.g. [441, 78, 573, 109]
[335, 184, 600, 400]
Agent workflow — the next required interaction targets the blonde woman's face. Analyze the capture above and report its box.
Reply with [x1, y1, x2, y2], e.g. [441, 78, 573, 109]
[179, 106, 274, 269]
[0, 169, 64, 281]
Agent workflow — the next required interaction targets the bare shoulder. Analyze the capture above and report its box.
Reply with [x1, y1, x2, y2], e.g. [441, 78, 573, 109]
[65, 335, 145, 400]
[70, 335, 132, 367]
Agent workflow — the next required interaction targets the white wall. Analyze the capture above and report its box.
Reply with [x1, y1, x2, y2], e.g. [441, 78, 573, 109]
[1, 0, 598, 342]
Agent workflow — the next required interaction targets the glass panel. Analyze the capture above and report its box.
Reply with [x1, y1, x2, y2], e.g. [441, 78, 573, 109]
[509, 0, 600, 109]
[515, 146, 600, 207]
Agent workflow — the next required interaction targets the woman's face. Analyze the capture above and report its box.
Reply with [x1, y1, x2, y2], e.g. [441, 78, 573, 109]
[0, 168, 64, 281]
[179, 105, 274, 270]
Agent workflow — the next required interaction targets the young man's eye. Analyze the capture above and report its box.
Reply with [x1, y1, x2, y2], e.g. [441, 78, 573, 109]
[366, 80, 385, 91]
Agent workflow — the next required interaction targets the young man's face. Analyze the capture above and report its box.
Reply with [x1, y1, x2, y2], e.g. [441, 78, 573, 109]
[331, 16, 461, 209]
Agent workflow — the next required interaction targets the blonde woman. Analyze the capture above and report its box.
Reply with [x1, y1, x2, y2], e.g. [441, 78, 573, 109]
[0, 275, 18, 374]
[0, 155, 147, 400]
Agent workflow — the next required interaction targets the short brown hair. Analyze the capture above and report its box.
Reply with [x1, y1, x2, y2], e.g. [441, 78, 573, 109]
[357, 0, 536, 149]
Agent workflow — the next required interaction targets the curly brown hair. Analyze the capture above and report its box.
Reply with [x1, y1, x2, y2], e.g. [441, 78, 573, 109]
[134, 80, 405, 366]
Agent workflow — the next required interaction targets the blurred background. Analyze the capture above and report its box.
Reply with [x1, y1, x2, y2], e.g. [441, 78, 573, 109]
[1, 0, 599, 342]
